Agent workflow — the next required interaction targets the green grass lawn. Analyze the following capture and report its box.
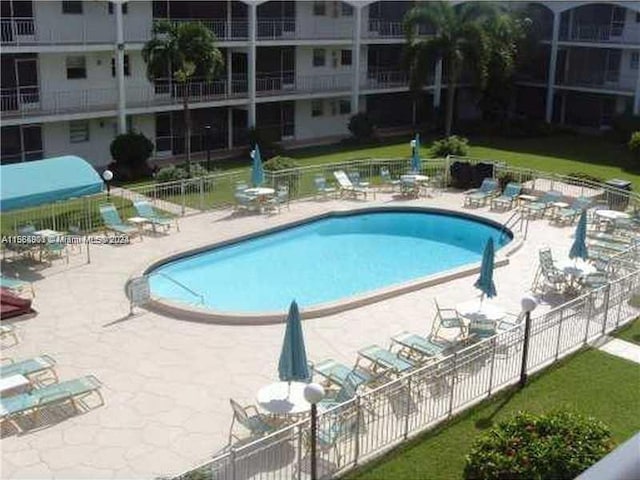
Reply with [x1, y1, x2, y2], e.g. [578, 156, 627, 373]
[612, 318, 640, 345]
[344, 349, 640, 480]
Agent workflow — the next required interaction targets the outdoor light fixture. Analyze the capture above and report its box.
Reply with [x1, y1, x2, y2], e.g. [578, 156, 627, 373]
[250, 149, 256, 159]
[304, 383, 326, 480]
[410, 139, 417, 148]
[519, 293, 538, 388]
[102, 169, 114, 200]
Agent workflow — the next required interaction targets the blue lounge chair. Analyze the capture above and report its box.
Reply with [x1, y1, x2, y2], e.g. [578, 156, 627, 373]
[98, 204, 139, 237]
[464, 178, 499, 207]
[553, 197, 591, 225]
[490, 183, 522, 211]
[357, 345, 415, 375]
[521, 190, 563, 219]
[312, 359, 375, 389]
[1, 355, 57, 384]
[0, 375, 103, 432]
[133, 201, 177, 232]
[391, 331, 452, 361]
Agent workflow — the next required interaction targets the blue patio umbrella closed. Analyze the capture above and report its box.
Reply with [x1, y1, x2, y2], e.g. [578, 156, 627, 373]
[411, 134, 421, 173]
[569, 211, 589, 261]
[251, 144, 264, 187]
[474, 238, 497, 300]
[278, 300, 310, 387]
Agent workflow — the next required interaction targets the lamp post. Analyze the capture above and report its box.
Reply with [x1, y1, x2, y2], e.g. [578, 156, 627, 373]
[304, 383, 325, 480]
[102, 169, 114, 200]
[519, 294, 538, 388]
[204, 125, 212, 171]
[410, 138, 416, 158]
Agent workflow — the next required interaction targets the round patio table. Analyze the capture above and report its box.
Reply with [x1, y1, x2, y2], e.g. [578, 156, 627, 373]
[456, 299, 506, 323]
[244, 187, 275, 197]
[557, 259, 597, 279]
[594, 210, 630, 221]
[256, 381, 311, 415]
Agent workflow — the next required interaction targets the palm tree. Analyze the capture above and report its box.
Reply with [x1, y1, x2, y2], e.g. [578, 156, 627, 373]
[142, 21, 224, 175]
[404, 2, 496, 136]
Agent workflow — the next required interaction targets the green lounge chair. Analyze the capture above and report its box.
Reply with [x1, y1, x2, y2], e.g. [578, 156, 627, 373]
[318, 375, 359, 412]
[553, 197, 591, 225]
[0, 276, 35, 297]
[0, 375, 103, 432]
[490, 183, 522, 211]
[133, 201, 177, 232]
[521, 190, 563, 219]
[228, 398, 277, 442]
[1, 355, 57, 384]
[311, 359, 374, 390]
[391, 331, 452, 361]
[357, 345, 415, 375]
[464, 178, 499, 207]
[98, 204, 139, 238]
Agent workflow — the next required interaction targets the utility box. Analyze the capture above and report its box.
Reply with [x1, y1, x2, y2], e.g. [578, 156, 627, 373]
[604, 179, 632, 210]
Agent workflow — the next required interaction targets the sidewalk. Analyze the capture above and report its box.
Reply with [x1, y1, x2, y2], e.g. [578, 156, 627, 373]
[597, 337, 640, 364]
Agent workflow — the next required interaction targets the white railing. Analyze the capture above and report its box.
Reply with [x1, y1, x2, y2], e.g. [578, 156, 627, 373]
[256, 72, 353, 96]
[561, 24, 640, 44]
[362, 70, 410, 90]
[556, 74, 636, 93]
[0, 16, 123, 45]
[172, 266, 640, 479]
[256, 18, 296, 40]
[165, 19, 248, 40]
[366, 19, 405, 38]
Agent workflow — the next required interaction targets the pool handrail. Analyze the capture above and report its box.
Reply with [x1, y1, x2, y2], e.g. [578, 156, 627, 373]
[149, 272, 205, 305]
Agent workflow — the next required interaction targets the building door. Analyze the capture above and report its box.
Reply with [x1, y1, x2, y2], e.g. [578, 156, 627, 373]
[155, 113, 173, 156]
[15, 57, 39, 108]
[281, 101, 294, 139]
[604, 50, 621, 84]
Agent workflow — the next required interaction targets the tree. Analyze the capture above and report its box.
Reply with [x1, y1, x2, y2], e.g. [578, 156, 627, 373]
[110, 131, 154, 180]
[403, 2, 496, 136]
[142, 21, 224, 176]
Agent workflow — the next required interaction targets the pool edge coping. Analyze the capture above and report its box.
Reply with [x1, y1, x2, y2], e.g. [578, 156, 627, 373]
[131, 205, 515, 325]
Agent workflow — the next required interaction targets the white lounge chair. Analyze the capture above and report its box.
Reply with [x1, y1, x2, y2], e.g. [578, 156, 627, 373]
[333, 171, 372, 200]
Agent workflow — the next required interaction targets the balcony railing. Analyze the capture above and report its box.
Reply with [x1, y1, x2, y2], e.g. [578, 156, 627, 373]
[363, 70, 410, 90]
[559, 24, 636, 43]
[365, 19, 404, 38]
[257, 16, 353, 40]
[256, 71, 353, 96]
[256, 18, 296, 40]
[557, 73, 635, 93]
[165, 19, 248, 41]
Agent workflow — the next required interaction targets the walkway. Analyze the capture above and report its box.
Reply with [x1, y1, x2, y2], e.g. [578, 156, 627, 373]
[598, 337, 640, 364]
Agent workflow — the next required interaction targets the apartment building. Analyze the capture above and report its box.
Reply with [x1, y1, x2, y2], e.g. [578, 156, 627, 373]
[2, 1, 639, 167]
[516, 1, 640, 128]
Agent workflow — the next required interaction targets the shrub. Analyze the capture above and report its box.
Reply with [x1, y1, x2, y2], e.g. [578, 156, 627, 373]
[464, 411, 612, 480]
[155, 165, 188, 183]
[263, 156, 300, 196]
[109, 131, 154, 181]
[431, 135, 470, 157]
[628, 131, 640, 159]
[348, 112, 376, 142]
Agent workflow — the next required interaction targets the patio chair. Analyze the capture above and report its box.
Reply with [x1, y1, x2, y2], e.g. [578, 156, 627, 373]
[1, 354, 58, 387]
[234, 189, 258, 213]
[308, 407, 360, 467]
[532, 248, 567, 293]
[490, 183, 522, 211]
[582, 271, 609, 290]
[0, 275, 35, 298]
[390, 331, 452, 362]
[318, 374, 360, 411]
[228, 398, 278, 442]
[464, 178, 499, 208]
[552, 197, 591, 226]
[98, 204, 139, 238]
[314, 176, 337, 200]
[311, 358, 375, 390]
[496, 312, 524, 332]
[356, 345, 415, 376]
[400, 177, 420, 198]
[430, 300, 466, 340]
[133, 201, 178, 232]
[333, 171, 371, 200]
[521, 190, 563, 219]
[266, 185, 290, 213]
[0, 325, 19, 348]
[347, 171, 369, 188]
[468, 319, 497, 340]
[0, 375, 104, 432]
[380, 167, 401, 192]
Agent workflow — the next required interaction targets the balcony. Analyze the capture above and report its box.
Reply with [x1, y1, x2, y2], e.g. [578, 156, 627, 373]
[559, 24, 640, 45]
[362, 70, 410, 90]
[1, 78, 248, 120]
[166, 19, 248, 41]
[256, 71, 353, 96]
[557, 73, 635, 94]
[256, 17, 353, 41]
[365, 20, 404, 39]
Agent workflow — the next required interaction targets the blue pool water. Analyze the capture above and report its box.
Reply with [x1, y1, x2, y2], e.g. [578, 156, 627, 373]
[148, 210, 511, 313]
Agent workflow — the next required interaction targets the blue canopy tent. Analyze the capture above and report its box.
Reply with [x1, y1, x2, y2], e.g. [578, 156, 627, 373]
[1, 156, 103, 212]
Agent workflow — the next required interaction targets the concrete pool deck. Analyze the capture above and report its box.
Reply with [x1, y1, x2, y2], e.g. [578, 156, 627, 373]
[1, 192, 579, 479]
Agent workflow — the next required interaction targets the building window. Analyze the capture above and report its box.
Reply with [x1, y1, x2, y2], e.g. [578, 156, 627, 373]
[62, 1, 83, 14]
[313, 49, 325, 67]
[108, 1, 128, 14]
[111, 55, 130, 76]
[313, 1, 325, 16]
[339, 100, 351, 115]
[341, 3, 353, 16]
[66, 56, 87, 79]
[636, 12, 640, 22]
[311, 100, 323, 117]
[632, 52, 639, 70]
[341, 49, 352, 66]
[69, 120, 90, 143]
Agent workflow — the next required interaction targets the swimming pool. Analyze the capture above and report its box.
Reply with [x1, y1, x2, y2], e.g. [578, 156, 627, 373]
[146, 209, 512, 319]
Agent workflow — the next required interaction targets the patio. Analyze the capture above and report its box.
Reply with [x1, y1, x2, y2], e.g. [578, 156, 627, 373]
[0, 190, 627, 478]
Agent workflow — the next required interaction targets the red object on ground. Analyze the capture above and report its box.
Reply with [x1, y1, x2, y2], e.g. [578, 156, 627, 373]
[0, 287, 35, 319]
